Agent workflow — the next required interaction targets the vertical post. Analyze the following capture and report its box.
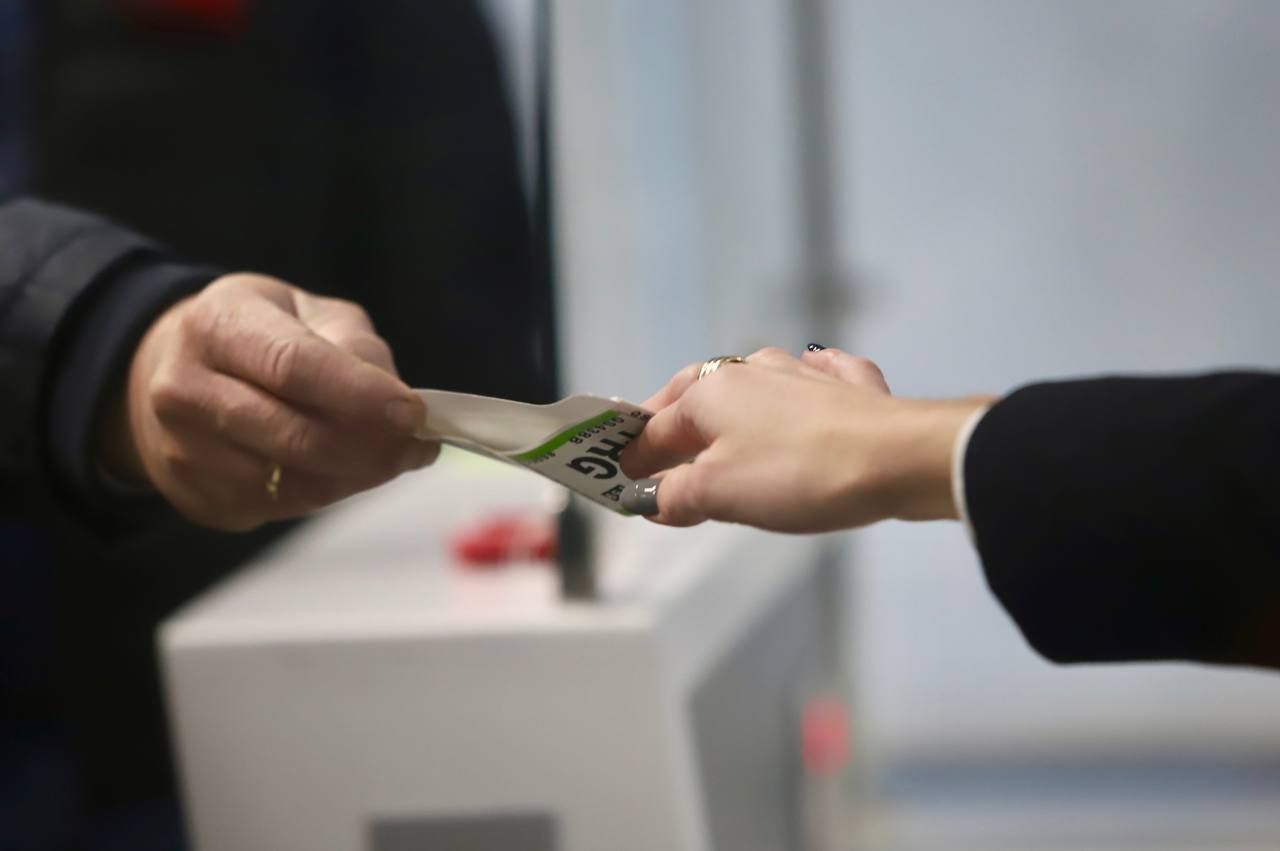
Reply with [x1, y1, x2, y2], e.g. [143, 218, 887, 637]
[790, 0, 851, 344]
[536, 0, 598, 601]
[789, 0, 859, 846]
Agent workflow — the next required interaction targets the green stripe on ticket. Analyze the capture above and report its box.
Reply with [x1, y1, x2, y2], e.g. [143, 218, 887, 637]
[512, 410, 621, 463]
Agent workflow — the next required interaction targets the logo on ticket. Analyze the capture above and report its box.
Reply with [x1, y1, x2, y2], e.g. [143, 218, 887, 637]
[413, 390, 652, 514]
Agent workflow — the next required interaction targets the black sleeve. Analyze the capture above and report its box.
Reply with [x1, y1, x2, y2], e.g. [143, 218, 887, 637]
[0, 197, 216, 528]
[964, 372, 1280, 669]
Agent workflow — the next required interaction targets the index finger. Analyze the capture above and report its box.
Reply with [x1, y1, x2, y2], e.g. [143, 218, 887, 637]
[199, 295, 423, 426]
[620, 396, 710, 479]
[296, 294, 400, 377]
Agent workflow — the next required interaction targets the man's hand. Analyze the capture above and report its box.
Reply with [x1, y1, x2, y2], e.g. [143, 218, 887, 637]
[99, 273, 439, 531]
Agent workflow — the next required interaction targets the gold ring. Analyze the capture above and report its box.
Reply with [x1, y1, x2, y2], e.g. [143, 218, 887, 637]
[698, 355, 748, 380]
[266, 463, 282, 501]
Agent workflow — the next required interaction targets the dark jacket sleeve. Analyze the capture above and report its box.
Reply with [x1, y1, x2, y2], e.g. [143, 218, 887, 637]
[0, 197, 216, 527]
[965, 372, 1280, 669]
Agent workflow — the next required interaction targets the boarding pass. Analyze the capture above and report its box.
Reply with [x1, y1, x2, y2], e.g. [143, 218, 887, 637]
[414, 390, 652, 514]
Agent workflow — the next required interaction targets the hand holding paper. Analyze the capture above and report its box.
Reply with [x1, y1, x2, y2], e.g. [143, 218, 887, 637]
[101, 274, 438, 530]
[619, 346, 986, 532]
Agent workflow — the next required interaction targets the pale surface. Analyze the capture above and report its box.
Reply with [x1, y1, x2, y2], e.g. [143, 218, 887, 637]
[163, 449, 826, 851]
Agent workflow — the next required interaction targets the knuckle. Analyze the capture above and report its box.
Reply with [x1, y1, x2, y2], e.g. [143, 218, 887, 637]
[280, 418, 319, 459]
[343, 326, 385, 348]
[847, 354, 878, 371]
[214, 395, 252, 435]
[716, 362, 748, 386]
[205, 272, 269, 300]
[673, 397, 699, 431]
[698, 362, 745, 395]
[752, 345, 787, 359]
[176, 296, 219, 342]
[203, 274, 242, 299]
[148, 371, 189, 420]
[363, 334, 394, 362]
[340, 331, 395, 368]
[847, 355, 888, 384]
[334, 298, 373, 327]
[158, 440, 191, 473]
[262, 335, 303, 390]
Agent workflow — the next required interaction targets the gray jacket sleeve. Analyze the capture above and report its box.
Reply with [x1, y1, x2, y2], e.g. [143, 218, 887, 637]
[0, 197, 216, 527]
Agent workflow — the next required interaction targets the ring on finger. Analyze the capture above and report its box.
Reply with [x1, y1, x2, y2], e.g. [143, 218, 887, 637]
[265, 462, 282, 501]
[698, 355, 748, 380]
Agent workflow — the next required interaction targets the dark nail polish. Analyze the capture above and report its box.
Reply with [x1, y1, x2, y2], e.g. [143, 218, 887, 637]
[621, 479, 661, 516]
[806, 343, 827, 352]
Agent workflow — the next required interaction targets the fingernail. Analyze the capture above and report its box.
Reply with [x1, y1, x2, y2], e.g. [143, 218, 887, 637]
[621, 479, 661, 516]
[385, 398, 425, 433]
[806, 343, 827, 352]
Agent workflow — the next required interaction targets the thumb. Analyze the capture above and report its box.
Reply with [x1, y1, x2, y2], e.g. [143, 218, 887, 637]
[624, 460, 716, 527]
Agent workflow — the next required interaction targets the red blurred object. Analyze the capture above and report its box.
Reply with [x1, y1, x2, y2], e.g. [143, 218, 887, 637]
[800, 696, 850, 776]
[450, 514, 557, 568]
[112, 0, 248, 36]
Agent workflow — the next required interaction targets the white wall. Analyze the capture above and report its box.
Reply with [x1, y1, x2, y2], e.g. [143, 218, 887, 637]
[549, 0, 1280, 770]
[552, 0, 808, 402]
[833, 0, 1280, 762]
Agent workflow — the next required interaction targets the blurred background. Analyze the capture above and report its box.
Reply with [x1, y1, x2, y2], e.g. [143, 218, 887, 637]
[551, 0, 1280, 848]
[11, 0, 1280, 849]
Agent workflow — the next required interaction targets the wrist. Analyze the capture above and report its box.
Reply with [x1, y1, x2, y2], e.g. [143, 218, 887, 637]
[92, 298, 182, 488]
[882, 396, 996, 522]
[96, 386, 148, 485]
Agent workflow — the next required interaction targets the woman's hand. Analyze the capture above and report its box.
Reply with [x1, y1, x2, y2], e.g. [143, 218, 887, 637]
[619, 346, 991, 533]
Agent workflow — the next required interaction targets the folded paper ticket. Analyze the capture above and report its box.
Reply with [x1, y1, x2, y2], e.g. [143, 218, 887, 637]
[414, 390, 652, 514]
